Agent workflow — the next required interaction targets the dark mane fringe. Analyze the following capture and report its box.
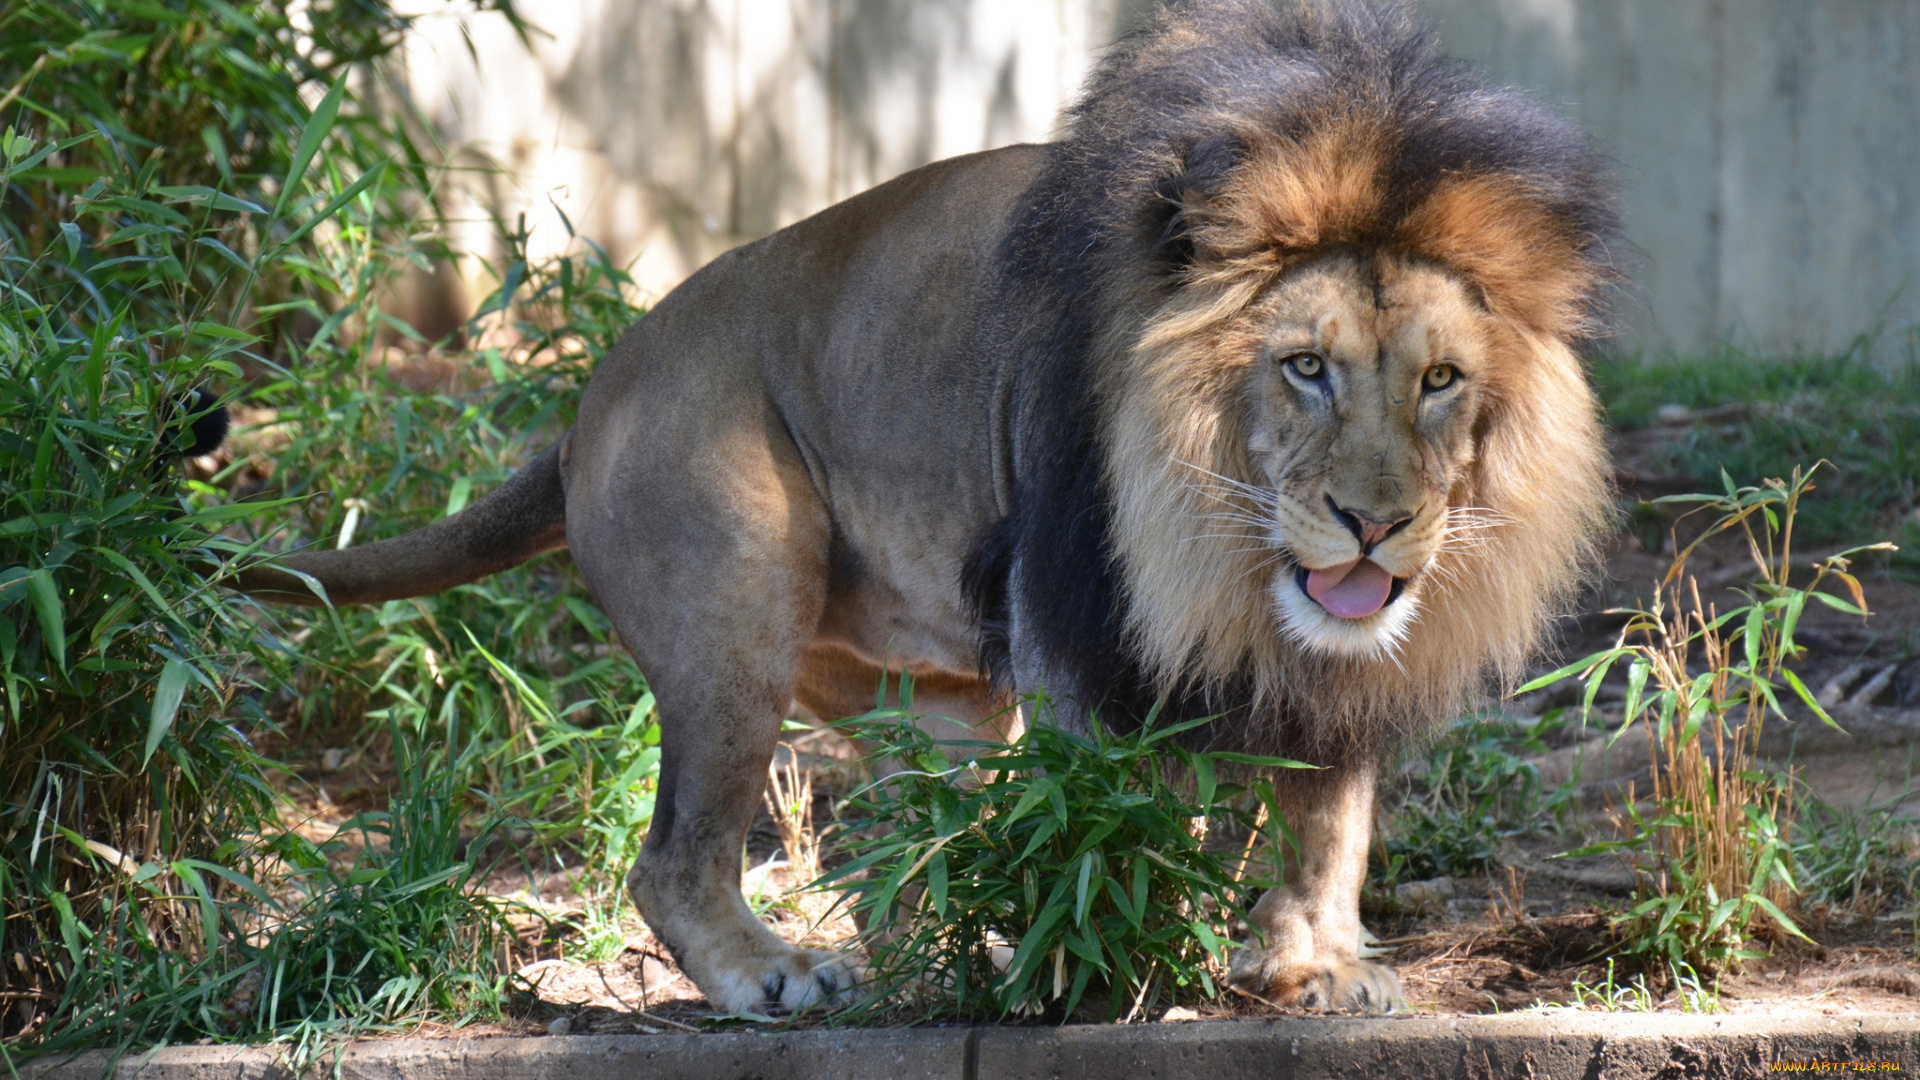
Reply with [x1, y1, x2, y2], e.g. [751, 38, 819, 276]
[972, 0, 1620, 764]
[1022, 0, 1618, 329]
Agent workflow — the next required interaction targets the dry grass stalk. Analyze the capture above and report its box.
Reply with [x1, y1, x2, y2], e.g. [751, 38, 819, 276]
[1582, 466, 1891, 972]
[1231, 803, 1269, 884]
[1489, 866, 1530, 928]
[765, 748, 818, 886]
[1630, 573, 1794, 922]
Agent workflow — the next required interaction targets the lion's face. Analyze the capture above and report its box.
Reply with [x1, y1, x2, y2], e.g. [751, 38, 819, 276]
[1104, 187, 1609, 710]
[1238, 254, 1493, 658]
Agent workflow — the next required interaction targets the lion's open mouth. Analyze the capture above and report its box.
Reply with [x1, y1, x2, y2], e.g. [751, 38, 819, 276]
[1295, 559, 1407, 620]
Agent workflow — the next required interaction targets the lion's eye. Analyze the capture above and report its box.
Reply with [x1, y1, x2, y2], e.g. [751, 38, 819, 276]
[1283, 353, 1325, 379]
[1423, 364, 1458, 392]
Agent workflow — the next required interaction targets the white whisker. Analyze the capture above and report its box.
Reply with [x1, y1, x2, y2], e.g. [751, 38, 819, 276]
[1182, 533, 1277, 546]
[1175, 460, 1278, 507]
[1196, 511, 1275, 529]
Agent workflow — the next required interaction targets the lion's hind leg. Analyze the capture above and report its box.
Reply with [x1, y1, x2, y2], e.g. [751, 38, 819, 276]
[567, 406, 858, 1015]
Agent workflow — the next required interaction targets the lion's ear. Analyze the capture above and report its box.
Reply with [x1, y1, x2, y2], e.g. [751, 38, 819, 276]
[1150, 134, 1246, 272]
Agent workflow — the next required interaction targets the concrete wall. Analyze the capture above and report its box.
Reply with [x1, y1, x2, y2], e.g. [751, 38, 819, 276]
[398, 0, 1920, 359]
[398, 0, 1139, 301]
[1420, 0, 1920, 358]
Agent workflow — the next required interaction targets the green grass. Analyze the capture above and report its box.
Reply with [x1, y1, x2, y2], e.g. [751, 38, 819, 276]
[1370, 713, 1564, 889]
[38, 723, 527, 1060]
[1593, 350, 1920, 546]
[1791, 785, 1920, 916]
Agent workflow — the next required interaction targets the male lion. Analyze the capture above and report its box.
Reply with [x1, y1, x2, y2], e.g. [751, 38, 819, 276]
[236, 0, 1616, 1014]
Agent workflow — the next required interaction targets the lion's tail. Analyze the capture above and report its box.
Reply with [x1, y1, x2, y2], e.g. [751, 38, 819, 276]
[232, 438, 569, 607]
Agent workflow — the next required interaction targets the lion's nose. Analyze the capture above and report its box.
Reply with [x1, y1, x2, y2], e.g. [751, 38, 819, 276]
[1326, 498, 1414, 554]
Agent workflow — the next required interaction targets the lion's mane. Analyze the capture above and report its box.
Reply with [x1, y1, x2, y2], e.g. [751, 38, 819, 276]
[970, 0, 1619, 764]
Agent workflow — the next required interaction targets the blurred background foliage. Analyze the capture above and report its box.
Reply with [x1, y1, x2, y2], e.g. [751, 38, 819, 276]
[0, 0, 657, 1060]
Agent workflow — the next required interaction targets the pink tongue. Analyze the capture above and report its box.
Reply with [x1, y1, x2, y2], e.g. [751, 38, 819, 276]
[1304, 558, 1395, 619]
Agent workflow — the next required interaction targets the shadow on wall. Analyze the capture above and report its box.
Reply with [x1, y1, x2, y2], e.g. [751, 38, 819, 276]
[553, 0, 724, 280]
[546, 0, 1140, 287]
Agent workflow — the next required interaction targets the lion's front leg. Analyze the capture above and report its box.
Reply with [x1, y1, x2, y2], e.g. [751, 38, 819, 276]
[1229, 759, 1405, 1014]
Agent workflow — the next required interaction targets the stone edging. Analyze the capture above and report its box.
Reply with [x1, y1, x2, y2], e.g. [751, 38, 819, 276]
[21, 1012, 1919, 1080]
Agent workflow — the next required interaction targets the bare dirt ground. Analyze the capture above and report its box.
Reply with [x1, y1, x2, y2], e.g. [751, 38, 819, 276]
[264, 419, 1920, 1033]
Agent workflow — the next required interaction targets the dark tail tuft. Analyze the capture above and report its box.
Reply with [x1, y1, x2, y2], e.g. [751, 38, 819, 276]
[164, 388, 229, 459]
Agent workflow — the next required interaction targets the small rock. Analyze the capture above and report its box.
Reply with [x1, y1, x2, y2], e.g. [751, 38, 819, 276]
[320, 748, 348, 772]
[547, 1015, 572, 1036]
[223, 968, 264, 1018]
[1894, 661, 1920, 707]
[1830, 967, 1920, 997]
[639, 954, 680, 993]
[1395, 876, 1456, 910]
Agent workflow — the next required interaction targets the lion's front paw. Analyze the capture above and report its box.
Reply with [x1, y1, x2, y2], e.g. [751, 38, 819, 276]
[1230, 958, 1405, 1014]
[705, 946, 864, 1014]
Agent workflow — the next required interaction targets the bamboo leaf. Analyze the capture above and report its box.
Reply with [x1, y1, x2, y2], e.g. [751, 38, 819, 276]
[1073, 852, 1093, 926]
[1807, 590, 1865, 617]
[1702, 896, 1739, 941]
[144, 658, 192, 767]
[1782, 668, 1842, 731]
[27, 568, 65, 672]
[927, 849, 949, 918]
[275, 75, 347, 217]
[1192, 755, 1216, 812]
[1623, 658, 1650, 726]
[1205, 752, 1318, 768]
[1515, 647, 1621, 695]
[278, 160, 389, 249]
[997, 903, 1068, 995]
[1751, 895, 1811, 942]
[1005, 776, 1058, 827]
[1137, 713, 1214, 745]
[1779, 591, 1808, 656]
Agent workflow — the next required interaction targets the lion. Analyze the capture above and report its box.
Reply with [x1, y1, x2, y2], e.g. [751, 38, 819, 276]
[234, 0, 1617, 1014]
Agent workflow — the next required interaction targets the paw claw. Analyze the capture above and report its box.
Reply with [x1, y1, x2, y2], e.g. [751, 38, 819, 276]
[1232, 958, 1405, 1015]
[730, 948, 863, 1013]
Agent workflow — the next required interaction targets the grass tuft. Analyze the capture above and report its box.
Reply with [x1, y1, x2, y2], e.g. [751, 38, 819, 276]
[819, 693, 1307, 1022]
[0, 1, 655, 1058]
[1371, 713, 1563, 889]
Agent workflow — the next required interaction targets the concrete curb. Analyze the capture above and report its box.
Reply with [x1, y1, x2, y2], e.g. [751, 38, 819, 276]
[22, 1013, 1920, 1080]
